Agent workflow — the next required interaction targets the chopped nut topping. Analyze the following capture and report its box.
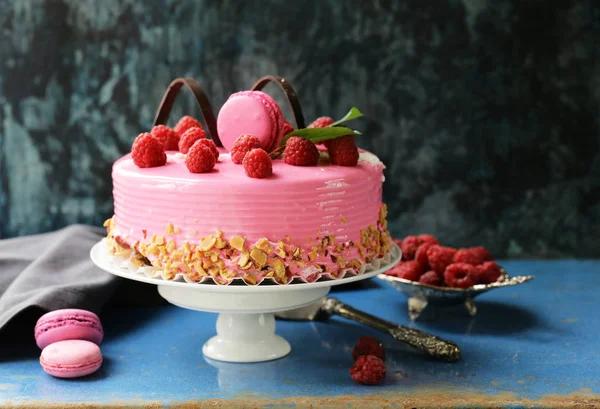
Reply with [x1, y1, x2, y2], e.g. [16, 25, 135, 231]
[166, 239, 176, 253]
[194, 261, 207, 276]
[340, 215, 347, 223]
[215, 238, 226, 249]
[229, 236, 245, 251]
[243, 273, 257, 285]
[199, 235, 217, 251]
[256, 238, 269, 250]
[166, 223, 175, 234]
[250, 248, 267, 266]
[208, 266, 219, 277]
[273, 259, 285, 279]
[238, 252, 250, 267]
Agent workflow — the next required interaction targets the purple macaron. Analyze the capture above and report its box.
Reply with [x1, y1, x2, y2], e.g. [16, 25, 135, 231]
[34, 309, 104, 350]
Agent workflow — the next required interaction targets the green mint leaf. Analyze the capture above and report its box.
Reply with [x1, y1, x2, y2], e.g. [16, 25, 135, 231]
[285, 126, 357, 143]
[329, 107, 364, 127]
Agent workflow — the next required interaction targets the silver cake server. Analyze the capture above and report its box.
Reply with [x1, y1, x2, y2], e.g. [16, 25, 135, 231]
[276, 297, 461, 362]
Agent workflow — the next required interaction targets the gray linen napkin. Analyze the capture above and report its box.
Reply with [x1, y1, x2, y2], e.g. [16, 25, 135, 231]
[0, 224, 120, 332]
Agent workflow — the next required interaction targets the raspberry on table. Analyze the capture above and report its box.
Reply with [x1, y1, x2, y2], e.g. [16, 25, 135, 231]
[426, 245, 457, 275]
[415, 243, 433, 269]
[284, 136, 320, 166]
[418, 234, 439, 246]
[131, 133, 166, 168]
[352, 336, 385, 361]
[327, 135, 359, 166]
[243, 148, 273, 179]
[387, 260, 423, 281]
[444, 263, 476, 288]
[231, 134, 262, 164]
[178, 127, 206, 154]
[174, 115, 202, 136]
[400, 236, 421, 261]
[151, 125, 180, 151]
[308, 116, 334, 128]
[350, 355, 386, 385]
[185, 140, 216, 173]
[419, 270, 442, 286]
[474, 261, 502, 284]
[453, 247, 493, 266]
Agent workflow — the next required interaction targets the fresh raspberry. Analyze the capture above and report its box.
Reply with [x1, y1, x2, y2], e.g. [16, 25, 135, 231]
[151, 125, 180, 151]
[415, 243, 433, 270]
[418, 234, 439, 246]
[419, 270, 442, 286]
[400, 236, 421, 260]
[474, 261, 502, 284]
[308, 116, 334, 128]
[284, 136, 320, 166]
[243, 148, 272, 179]
[174, 115, 202, 136]
[231, 134, 262, 164]
[131, 133, 166, 168]
[426, 245, 457, 275]
[453, 247, 492, 266]
[185, 140, 216, 173]
[193, 138, 219, 161]
[444, 263, 476, 288]
[178, 127, 206, 154]
[327, 135, 359, 166]
[352, 336, 385, 361]
[350, 355, 386, 385]
[281, 121, 294, 136]
[388, 260, 423, 281]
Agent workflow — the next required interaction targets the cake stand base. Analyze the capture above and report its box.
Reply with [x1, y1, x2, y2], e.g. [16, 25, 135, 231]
[203, 313, 290, 362]
[91, 240, 401, 363]
[157, 284, 329, 363]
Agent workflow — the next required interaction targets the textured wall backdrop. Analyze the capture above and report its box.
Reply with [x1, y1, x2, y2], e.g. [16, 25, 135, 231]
[0, 0, 598, 257]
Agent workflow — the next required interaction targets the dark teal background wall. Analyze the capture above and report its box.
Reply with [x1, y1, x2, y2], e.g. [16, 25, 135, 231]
[0, 0, 598, 257]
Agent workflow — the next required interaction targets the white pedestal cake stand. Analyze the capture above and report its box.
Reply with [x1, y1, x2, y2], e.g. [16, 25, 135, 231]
[91, 241, 401, 363]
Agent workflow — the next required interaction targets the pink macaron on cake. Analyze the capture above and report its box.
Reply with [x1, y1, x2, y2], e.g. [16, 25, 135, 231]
[104, 75, 392, 285]
[34, 309, 103, 350]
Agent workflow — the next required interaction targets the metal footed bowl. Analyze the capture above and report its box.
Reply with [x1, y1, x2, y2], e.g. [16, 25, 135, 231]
[377, 270, 534, 320]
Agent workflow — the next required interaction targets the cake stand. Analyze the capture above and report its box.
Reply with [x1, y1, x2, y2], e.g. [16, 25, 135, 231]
[90, 241, 401, 363]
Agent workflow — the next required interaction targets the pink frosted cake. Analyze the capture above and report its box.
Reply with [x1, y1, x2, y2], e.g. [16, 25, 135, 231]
[104, 76, 391, 285]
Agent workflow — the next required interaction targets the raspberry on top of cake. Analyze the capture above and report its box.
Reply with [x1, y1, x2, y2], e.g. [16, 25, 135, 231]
[105, 76, 392, 285]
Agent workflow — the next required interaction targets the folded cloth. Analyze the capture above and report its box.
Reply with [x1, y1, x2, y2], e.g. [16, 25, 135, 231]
[0, 224, 120, 333]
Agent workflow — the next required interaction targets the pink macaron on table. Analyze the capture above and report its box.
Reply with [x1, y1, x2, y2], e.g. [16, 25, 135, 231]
[39, 339, 103, 379]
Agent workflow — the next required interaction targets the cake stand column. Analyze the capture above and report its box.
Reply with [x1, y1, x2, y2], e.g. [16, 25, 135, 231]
[203, 312, 291, 363]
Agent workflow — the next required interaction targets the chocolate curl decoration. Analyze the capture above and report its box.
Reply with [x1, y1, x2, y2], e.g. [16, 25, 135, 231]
[153, 78, 222, 147]
[251, 75, 306, 129]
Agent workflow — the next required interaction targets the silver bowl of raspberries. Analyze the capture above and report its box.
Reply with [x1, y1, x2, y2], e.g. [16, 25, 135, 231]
[377, 235, 534, 320]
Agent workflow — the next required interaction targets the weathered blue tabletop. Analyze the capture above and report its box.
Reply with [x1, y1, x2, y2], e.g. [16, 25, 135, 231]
[1, 260, 599, 408]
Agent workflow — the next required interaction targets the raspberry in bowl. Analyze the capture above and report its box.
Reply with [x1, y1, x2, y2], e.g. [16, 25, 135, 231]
[378, 234, 534, 320]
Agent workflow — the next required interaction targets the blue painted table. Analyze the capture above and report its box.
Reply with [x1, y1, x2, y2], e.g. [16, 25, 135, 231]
[1, 260, 599, 408]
